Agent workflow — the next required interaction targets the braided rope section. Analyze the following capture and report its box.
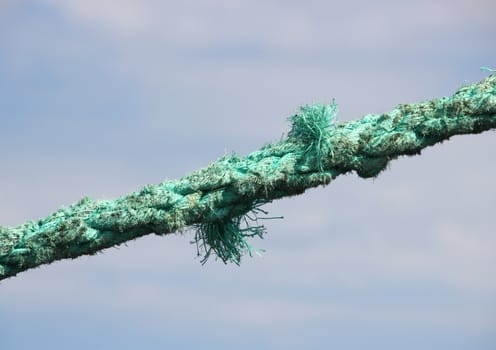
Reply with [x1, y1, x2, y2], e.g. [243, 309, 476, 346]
[1, 75, 495, 281]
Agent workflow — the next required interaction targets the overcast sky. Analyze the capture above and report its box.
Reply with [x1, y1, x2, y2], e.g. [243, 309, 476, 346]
[0, 1, 495, 349]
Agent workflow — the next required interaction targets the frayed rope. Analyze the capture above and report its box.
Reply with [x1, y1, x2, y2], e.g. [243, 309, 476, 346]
[1, 75, 495, 280]
[190, 103, 337, 264]
[288, 102, 337, 171]
[192, 202, 282, 265]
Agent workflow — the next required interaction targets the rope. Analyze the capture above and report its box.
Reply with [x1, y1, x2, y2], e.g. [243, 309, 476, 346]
[1, 75, 495, 281]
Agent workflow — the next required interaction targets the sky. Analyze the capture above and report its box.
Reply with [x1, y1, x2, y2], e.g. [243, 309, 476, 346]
[0, 1, 495, 349]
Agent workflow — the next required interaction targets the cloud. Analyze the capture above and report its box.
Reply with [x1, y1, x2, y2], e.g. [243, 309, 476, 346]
[1, 2, 495, 348]
[44, 0, 152, 35]
[40, 0, 494, 51]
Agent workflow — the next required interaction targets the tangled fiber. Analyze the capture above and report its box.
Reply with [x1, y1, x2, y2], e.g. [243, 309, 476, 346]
[1, 75, 495, 281]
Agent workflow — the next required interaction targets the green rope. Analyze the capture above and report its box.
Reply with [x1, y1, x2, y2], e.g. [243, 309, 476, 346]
[1, 75, 495, 281]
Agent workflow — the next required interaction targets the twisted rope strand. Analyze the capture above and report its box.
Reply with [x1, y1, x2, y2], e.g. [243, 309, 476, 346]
[1, 75, 495, 280]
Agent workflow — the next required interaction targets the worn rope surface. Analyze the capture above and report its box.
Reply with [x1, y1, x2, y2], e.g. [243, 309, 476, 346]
[1, 75, 495, 280]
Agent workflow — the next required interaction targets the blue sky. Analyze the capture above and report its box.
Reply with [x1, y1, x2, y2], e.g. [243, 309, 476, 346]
[0, 1, 495, 349]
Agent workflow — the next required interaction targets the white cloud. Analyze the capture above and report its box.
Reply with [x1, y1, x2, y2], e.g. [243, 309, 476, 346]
[40, 0, 495, 51]
[1, 2, 495, 346]
[45, 0, 152, 35]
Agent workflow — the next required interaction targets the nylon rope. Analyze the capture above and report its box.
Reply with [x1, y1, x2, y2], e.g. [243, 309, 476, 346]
[1, 75, 495, 280]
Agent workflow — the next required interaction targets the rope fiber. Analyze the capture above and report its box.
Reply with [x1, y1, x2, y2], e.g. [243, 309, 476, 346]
[1, 75, 495, 281]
